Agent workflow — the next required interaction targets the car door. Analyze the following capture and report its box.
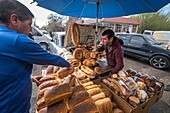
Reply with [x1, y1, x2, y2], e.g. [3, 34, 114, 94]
[118, 34, 131, 53]
[128, 35, 150, 59]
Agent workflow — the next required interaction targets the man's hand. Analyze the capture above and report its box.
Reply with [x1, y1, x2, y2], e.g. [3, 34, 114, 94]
[32, 76, 43, 86]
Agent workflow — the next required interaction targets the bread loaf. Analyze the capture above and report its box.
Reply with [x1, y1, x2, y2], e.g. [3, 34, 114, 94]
[85, 85, 99, 90]
[38, 87, 53, 100]
[45, 65, 54, 75]
[36, 97, 46, 111]
[39, 76, 56, 84]
[101, 88, 112, 99]
[73, 48, 83, 60]
[74, 68, 87, 80]
[118, 70, 127, 77]
[136, 89, 148, 102]
[69, 100, 99, 113]
[90, 52, 96, 59]
[57, 67, 73, 79]
[135, 72, 142, 78]
[104, 78, 120, 92]
[72, 85, 86, 95]
[112, 102, 118, 109]
[82, 81, 94, 87]
[87, 87, 101, 96]
[53, 66, 60, 73]
[113, 108, 124, 113]
[121, 77, 138, 90]
[126, 69, 137, 77]
[95, 98, 113, 113]
[128, 96, 140, 107]
[94, 67, 102, 75]
[38, 79, 61, 90]
[92, 92, 105, 101]
[81, 65, 96, 77]
[133, 76, 144, 83]
[63, 75, 76, 87]
[67, 91, 91, 109]
[80, 78, 90, 83]
[111, 74, 119, 79]
[69, 58, 81, 68]
[38, 107, 47, 113]
[44, 83, 72, 106]
[145, 76, 156, 87]
[137, 82, 147, 91]
[107, 78, 131, 96]
[47, 101, 69, 113]
[153, 82, 162, 92]
[140, 74, 149, 80]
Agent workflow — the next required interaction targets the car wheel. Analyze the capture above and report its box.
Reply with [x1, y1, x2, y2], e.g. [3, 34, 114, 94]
[40, 43, 48, 50]
[150, 55, 169, 69]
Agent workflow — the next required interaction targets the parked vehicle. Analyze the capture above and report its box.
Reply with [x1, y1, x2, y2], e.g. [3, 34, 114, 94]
[143, 30, 154, 35]
[31, 26, 52, 50]
[152, 31, 170, 45]
[116, 33, 170, 69]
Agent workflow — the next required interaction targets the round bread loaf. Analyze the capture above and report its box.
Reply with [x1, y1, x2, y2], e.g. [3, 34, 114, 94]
[71, 23, 80, 46]
[69, 58, 81, 67]
[94, 67, 102, 75]
[73, 48, 83, 60]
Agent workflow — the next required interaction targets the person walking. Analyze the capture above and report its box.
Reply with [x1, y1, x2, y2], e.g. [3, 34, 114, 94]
[97, 29, 124, 74]
[0, 0, 73, 112]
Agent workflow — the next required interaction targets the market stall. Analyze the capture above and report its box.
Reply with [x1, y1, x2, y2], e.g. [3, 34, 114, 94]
[35, 23, 164, 113]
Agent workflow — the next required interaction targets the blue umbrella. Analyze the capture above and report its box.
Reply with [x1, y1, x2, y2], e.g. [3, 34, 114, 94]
[33, 0, 170, 49]
[33, 0, 169, 19]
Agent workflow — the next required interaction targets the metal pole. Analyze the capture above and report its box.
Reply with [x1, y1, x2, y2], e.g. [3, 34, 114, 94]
[95, 2, 99, 51]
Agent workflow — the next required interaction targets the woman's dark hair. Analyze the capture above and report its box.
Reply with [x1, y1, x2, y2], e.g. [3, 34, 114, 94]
[102, 29, 115, 40]
[0, 0, 34, 24]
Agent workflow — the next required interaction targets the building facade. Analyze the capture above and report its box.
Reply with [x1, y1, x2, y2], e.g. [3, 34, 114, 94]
[101, 17, 140, 33]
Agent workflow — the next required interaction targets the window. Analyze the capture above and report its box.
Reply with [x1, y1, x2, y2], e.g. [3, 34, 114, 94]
[132, 25, 137, 33]
[115, 24, 122, 32]
[130, 36, 146, 47]
[119, 35, 131, 45]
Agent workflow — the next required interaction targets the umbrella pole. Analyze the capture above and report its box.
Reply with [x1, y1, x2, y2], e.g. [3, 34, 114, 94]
[94, 2, 99, 51]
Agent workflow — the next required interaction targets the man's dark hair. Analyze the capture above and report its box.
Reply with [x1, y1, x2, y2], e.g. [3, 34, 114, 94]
[102, 29, 115, 40]
[0, 0, 34, 24]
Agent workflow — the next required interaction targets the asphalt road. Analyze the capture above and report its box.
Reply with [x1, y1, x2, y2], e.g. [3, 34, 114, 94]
[30, 56, 170, 113]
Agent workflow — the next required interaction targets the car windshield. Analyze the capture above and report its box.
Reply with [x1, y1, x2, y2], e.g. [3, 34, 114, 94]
[145, 35, 161, 45]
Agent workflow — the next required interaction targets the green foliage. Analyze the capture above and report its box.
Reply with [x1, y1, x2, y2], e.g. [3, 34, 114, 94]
[45, 13, 66, 32]
[131, 13, 170, 33]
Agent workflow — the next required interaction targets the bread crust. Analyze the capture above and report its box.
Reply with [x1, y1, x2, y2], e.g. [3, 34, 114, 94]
[73, 48, 83, 60]
[44, 83, 72, 106]
[71, 23, 80, 46]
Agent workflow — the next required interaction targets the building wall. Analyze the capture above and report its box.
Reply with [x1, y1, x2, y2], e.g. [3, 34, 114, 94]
[101, 22, 139, 33]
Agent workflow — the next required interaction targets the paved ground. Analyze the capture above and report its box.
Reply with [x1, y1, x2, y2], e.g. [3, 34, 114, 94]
[30, 55, 170, 113]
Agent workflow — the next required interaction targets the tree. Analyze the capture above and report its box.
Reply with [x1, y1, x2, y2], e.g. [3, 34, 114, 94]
[45, 13, 67, 32]
[131, 13, 170, 33]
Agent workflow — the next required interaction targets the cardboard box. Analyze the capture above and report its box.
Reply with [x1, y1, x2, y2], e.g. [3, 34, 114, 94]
[93, 79, 164, 113]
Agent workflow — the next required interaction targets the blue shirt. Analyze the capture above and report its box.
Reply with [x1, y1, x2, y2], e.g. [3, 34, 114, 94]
[0, 25, 70, 113]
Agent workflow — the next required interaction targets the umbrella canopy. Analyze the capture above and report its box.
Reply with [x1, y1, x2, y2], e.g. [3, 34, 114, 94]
[33, 0, 170, 50]
[34, 0, 170, 19]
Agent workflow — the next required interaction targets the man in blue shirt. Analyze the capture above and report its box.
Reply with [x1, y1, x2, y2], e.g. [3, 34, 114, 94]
[0, 0, 73, 112]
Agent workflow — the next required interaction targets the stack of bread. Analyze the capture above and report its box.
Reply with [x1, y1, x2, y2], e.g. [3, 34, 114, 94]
[102, 68, 163, 107]
[68, 47, 102, 79]
[79, 77, 124, 113]
[37, 65, 124, 113]
[37, 66, 100, 113]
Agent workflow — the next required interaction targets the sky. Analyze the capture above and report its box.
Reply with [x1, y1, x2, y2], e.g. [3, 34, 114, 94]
[17, 0, 56, 27]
